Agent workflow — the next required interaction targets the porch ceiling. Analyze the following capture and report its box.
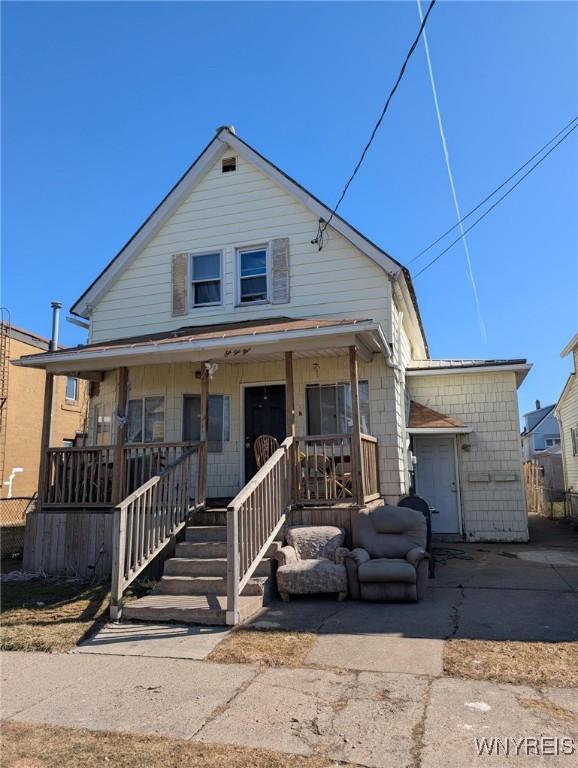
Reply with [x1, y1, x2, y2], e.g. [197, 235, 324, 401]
[13, 316, 391, 375]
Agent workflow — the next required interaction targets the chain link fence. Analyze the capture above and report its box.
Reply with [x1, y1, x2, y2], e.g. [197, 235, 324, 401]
[0, 496, 35, 558]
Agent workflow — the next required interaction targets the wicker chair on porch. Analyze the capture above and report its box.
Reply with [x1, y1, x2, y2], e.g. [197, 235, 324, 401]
[254, 435, 279, 468]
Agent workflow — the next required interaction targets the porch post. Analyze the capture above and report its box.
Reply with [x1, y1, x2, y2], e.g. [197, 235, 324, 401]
[285, 351, 297, 503]
[111, 367, 128, 506]
[349, 346, 364, 506]
[196, 363, 209, 507]
[36, 372, 55, 508]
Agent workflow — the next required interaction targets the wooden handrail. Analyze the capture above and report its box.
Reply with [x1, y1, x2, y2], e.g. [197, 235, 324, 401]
[110, 442, 205, 620]
[226, 436, 293, 625]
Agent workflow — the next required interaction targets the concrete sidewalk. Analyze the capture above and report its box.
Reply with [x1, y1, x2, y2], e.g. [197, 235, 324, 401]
[2, 650, 577, 767]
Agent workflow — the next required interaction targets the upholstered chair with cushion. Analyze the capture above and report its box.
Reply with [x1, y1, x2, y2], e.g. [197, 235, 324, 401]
[275, 525, 348, 601]
[345, 505, 430, 602]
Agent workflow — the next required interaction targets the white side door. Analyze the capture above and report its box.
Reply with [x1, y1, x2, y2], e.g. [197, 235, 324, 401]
[414, 436, 460, 534]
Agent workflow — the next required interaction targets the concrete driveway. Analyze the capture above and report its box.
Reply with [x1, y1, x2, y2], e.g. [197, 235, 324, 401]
[248, 514, 578, 647]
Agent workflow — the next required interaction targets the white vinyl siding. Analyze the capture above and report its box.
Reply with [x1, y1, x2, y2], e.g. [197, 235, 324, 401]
[408, 371, 528, 542]
[89, 154, 392, 343]
[557, 375, 578, 490]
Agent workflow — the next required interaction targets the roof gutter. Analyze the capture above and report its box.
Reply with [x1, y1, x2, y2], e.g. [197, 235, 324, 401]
[13, 320, 388, 371]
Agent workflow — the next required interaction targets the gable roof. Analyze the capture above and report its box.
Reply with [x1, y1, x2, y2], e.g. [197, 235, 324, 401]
[556, 373, 576, 415]
[561, 333, 578, 358]
[522, 404, 556, 436]
[69, 127, 428, 355]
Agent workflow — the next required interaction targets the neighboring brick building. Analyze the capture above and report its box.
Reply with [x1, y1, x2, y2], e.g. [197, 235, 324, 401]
[0, 323, 88, 498]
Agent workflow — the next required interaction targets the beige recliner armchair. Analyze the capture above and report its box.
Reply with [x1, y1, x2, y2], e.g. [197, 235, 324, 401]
[345, 505, 430, 602]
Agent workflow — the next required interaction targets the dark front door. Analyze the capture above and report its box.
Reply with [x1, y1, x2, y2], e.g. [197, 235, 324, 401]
[244, 385, 286, 482]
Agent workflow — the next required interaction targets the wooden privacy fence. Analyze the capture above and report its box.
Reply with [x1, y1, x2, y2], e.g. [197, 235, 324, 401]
[110, 442, 203, 618]
[227, 436, 293, 624]
[524, 460, 548, 515]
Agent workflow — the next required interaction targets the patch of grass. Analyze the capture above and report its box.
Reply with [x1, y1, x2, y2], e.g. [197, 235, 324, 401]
[208, 628, 316, 667]
[0, 580, 109, 653]
[444, 639, 578, 688]
[0, 722, 331, 768]
[518, 697, 578, 724]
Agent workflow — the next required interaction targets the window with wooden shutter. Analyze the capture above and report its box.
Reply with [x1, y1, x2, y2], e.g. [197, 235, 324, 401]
[271, 237, 290, 304]
[171, 252, 188, 316]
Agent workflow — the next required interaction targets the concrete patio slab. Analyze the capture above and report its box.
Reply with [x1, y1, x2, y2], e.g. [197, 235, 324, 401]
[251, 587, 459, 640]
[305, 634, 444, 676]
[432, 547, 575, 592]
[421, 677, 578, 767]
[5, 652, 256, 739]
[455, 588, 578, 642]
[194, 666, 428, 768]
[76, 622, 230, 660]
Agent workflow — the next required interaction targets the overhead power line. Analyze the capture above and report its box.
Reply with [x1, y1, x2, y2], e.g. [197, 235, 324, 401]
[413, 120, 578, 279]
[312, 0, 437, 250]
[416, 0, 486, 341]
[408, 114, 578, 265]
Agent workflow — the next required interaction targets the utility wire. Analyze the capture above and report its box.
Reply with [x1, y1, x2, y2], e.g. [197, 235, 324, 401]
[413, 121, 578, 279]
[312, 0, 437, 249]
[416, 0, 486, 341]
[408, 114, 578, 265]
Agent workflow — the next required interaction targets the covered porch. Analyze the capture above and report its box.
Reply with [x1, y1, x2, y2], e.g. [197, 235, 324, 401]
[17, 317, 391, 623]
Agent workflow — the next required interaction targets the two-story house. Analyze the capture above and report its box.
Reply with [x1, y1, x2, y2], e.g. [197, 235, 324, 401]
[556, 334, 578, 507]
[521, 401, 561, 461]
[15, 127, 530, 624]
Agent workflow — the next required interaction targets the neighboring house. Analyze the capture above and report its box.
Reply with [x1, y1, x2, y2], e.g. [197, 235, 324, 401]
[521, 401, 561, 461]
[0, 322, 88, 499]
[556, 333, 578, 494]
[15, 128, 530, 623]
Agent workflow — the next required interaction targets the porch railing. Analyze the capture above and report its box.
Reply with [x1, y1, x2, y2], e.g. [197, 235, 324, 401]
[294, 434, 353, 504]
[110, 442, 204, 619]
[226, 436, 293, 625]
[42, 441, 202, 508]
[122, 442, 198, 499]
[44, 445, 115, 507]
[360, 433, 380, 502]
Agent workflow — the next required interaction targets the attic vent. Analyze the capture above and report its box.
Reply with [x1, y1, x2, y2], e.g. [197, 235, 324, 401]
[222, 156, 237, 173]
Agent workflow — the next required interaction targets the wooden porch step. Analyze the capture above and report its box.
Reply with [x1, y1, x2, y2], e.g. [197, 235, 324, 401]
[163, 556, 273, 578]
[185, 525, 226, 543]
[175, 540, 281, 560]
[122, 594, 263, 626]
[189, 509, 228, 526]
[154, 574, 271, 597]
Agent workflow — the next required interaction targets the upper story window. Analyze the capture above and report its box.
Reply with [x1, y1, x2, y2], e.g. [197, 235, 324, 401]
[191, 252, 222, 307]
[222, 156, 237, 173]
[238, 246, 268, 304]
[545, 437, 561, 448]
[65, 376, 79, 403]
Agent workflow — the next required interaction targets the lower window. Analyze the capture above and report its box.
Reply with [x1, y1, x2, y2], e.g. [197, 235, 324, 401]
[90, 405, 112, 445]
[306, 382, 370, 435]
[183, 394, 230, 452]
[128, 397, 165, 443]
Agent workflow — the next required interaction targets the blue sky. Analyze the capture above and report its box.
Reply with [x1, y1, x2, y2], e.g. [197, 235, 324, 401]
[2, 1, 577, 418]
